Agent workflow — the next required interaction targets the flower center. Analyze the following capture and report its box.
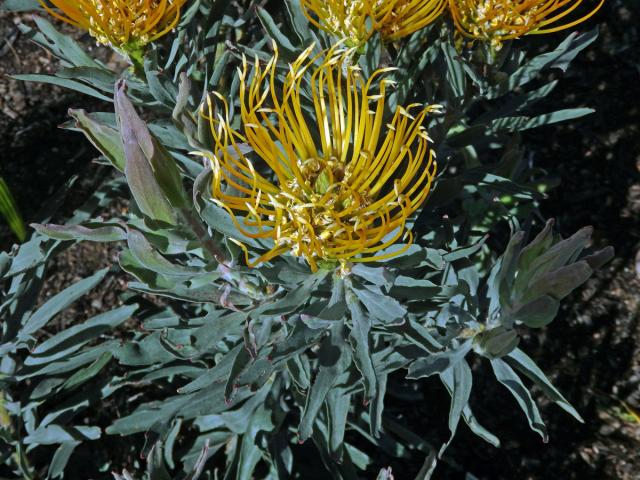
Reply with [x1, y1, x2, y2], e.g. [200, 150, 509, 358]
[270, 155, 375, 259]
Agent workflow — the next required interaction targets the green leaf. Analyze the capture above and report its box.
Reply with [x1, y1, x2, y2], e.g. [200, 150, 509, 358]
[307, 274, 346, 323]
[2, 0, 41, 11]
[352, 285, 406, 325]
[19, 268, 108, 340]
[115, 80, 186, 224]
[526, 226, 593, 284]
[407, 342, 471, 379]
[510, 295, 559, 328]
[163, 419, 182, 470]
[524, 261, 593, 303]
[24, 425, 101, 446]
[192, 163, 264, 250]
[13, 74, 111, 101]
[490, 108, 595, 132]
[284, 0, 314, 44]
[144, 52, 178, 108]
[516, 220, 555, 274]
[506, 349, 583, 423]
[438, 360, 473, 456]
[442, 42, 467, 100]
[461, 405, 500, 447]
[388, 319, 443, 354]
[26, 304, 137, 363]
[126, 279, 251, 306]
[272, 319, 325, 363]
[346, 290, 377, 402]
[56, 67, 116, 92]
[490, 29, 598, 98]
[260, 270, 328, 316]
[224, 345, 253, 402]
[2, 236, 46, 279]
[48, 442, 80, 479]
[18, 342, 117, 379]
[490, 358, 548, 442]
[60, 351, 113, 391]
[475, 327, 519, 358]
[32, 222, 126, 242]
[377, 467, 394, 480]
[351, 264, 394, 290]
[442, 235, 488, 262]
[257, 7, 299, 59]
[368, 370, 387, 438]
[31, 16, 99, 68]
[391, 276, 440, 301]
[107, 395, 193, 436]
[68, 109, 126, 171]
[147, 443, 172, 480]
[127, 229, 200, 277]
[298, 321, 352, 442]
[0, 176, 26, 242]
[113, 331, 179, 367]
[179, 343, 243, 394]
[191, 311, 246, 356]
[583, 246, 615, 270]
[326, 389, 352, 461]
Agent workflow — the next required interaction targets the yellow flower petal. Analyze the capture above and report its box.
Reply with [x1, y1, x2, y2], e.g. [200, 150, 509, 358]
[201, 46, 439, 271]
[39, 0, 186, 48]
[449, 0, 605, 48]
[301, 0, 448, 46]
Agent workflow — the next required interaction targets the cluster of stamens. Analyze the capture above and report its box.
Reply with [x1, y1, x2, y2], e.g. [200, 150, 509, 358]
[301, 0, 448, 46]
[198, 44, 440, 271]
[39, 0, 186, 48]
[450, 0, 606, 49]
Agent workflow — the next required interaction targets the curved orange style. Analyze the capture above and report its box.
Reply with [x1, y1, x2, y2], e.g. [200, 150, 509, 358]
[39, 0, 187, 48]
[301, 0, 448, 46]
[449, 0, 605, 48]
[198, 45, 441, 271]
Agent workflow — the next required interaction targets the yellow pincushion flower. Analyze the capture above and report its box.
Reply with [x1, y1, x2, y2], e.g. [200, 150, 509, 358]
[449, 0, 605, 48]
[39, 0, 187, 49]
[301, 0, 448, 46]
[200, 44, 440, 272]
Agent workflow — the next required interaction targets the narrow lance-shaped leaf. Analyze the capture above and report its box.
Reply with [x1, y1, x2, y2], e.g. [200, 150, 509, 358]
[506, 348, 583, 422]
[326, 389, 351, 461]
[31, 222, 127, 243]
[438, 359, 473, 457]
[298, 321, 352, 442]
[68, 109, 126, 171]
[19, 268, 108, 340]
[407, 341, 472, 379]
[491, 358, 548, 442]
[115, 80, 187, 224]
[0, 176, 26, 242]
[346, 288, 377, 402]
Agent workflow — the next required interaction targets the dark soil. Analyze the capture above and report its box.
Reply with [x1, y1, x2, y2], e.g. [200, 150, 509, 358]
[1, 2, 639, 480]
[0, 11, 114, 252]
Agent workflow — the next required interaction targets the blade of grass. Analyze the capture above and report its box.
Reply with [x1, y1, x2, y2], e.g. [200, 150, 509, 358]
[0, 176, 27, 242]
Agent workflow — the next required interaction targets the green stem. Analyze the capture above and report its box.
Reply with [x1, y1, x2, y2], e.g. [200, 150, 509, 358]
[180, 208, 228, 265]
[122, 43, 146, 80]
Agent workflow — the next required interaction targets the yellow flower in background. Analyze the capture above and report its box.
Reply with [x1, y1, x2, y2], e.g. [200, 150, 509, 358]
[449, 0, 605, 48]
[376, 0, 448, 40]
[302, 1, 371, 47]
[301, 0, 447, 46]
[39, 0, 187, 49]
[200, 44, 440, 272]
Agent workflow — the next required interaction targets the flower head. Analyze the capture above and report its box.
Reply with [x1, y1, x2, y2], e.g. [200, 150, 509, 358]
[449, 0, 605, 48]
[301, 0, 447, 46]
[39, 0, 187, 49]
[200, 45, 439, 271]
